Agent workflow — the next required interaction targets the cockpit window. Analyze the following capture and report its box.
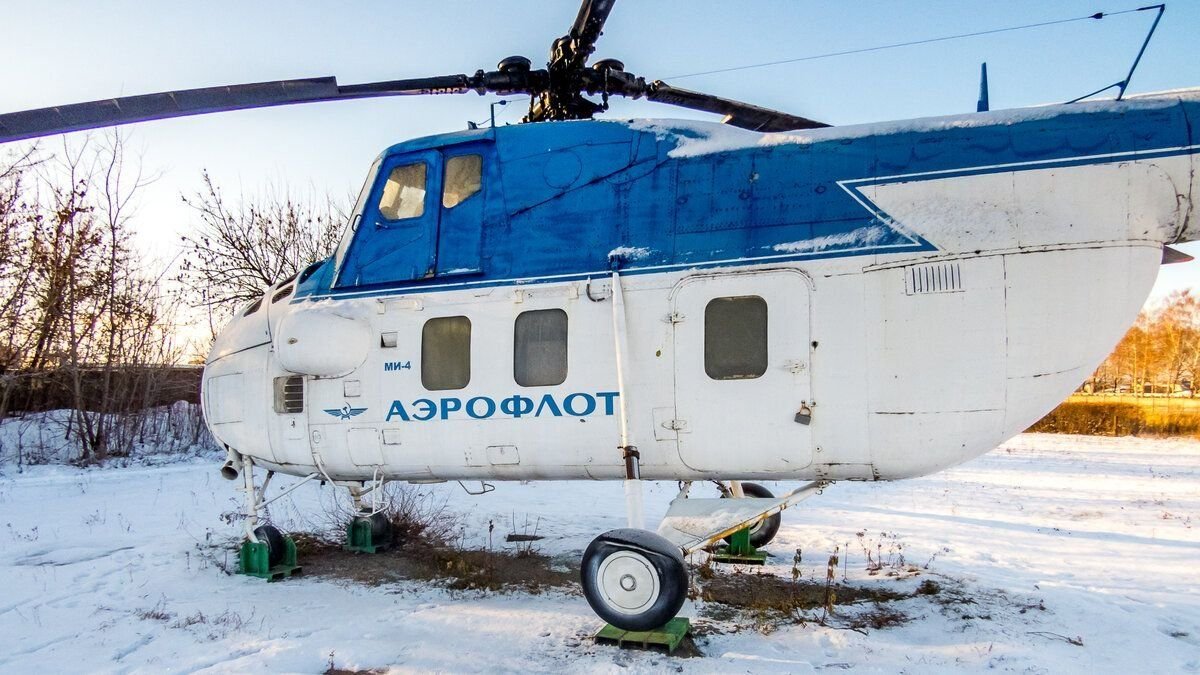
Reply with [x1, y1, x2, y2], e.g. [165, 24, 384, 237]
[333, 158, 381, 276]
[378, 162, 427, 220]
[442, 154, 482, 209]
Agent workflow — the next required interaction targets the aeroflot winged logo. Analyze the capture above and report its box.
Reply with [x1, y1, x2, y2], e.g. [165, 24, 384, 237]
[324, 403, 367, 420]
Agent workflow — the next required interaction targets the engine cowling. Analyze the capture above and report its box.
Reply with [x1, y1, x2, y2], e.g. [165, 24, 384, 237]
[274, 306, 371, 377]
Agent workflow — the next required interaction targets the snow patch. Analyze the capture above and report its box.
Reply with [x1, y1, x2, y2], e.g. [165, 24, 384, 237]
[772, 224, 889, 253]
[0, 433, 1197, 670]
[0, 405, 219, 470]
[627, 119, 770, 158]
[624, 88, 1200, 159]
[606, 246, 651, 261]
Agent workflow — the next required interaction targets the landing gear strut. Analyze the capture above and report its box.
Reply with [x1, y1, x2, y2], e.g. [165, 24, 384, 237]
[712, 481, 781, 564]
[344, 477, 395, 553]
[586, 269, 691, 637]
[233, 452, 304, 580]
[721, 482, 782, 548]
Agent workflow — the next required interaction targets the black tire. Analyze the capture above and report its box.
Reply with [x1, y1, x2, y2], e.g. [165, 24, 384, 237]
[581, 529, 687, 632]
[253, 524, 286, 568]
[369, 512, 394, 548]
[722, 482, 782, 548]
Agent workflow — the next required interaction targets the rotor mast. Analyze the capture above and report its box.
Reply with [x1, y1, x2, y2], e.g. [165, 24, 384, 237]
[526, 0, 616, 123]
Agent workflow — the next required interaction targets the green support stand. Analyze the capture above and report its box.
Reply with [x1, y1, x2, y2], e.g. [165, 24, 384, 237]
[238, 536, 302, 581]
[594, 617, 691, 654]
[344, 516, 386, 554]
[711, 527, 767, 565]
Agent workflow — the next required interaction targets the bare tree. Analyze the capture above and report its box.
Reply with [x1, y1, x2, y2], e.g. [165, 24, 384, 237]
[0, 133, 188, 461]
[1091, 289, 1200, 396]
[0, 146, 43, 425]
[177, 172, 344, 339]
[0, 147, 40, 368]
[1155, 289, 1199, 395]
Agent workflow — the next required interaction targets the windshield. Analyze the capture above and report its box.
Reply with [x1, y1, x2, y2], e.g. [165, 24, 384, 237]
[332, 158, 382, 282]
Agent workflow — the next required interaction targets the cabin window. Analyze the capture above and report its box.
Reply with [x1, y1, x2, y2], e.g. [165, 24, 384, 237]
[514, 309, 568, 387]
[422, 316, 471, 390]
[378, 162, 427, 220]
[442, 154, 482, 209]
[704, 296, 767, 380]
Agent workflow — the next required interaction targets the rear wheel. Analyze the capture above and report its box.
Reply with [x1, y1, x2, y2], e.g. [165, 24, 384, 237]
[581, 529, 687, 631]
[722, 482, 781, 548]
[368, 511, 394, 549]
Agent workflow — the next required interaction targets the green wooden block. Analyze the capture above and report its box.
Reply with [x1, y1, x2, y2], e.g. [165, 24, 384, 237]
[344, 517, 382, 554]
[239, 540, 270, 576]
[594, 617, 691, 654]
[238, 537, 303, 581]
[711, 547, 768, 565]
[712, 527, 767, 565]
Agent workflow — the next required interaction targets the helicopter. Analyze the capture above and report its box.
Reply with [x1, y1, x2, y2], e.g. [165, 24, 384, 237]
[2, 0, 1198, 632]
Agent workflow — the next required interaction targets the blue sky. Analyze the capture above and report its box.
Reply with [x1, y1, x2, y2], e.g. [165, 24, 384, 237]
[2, 0, 1198, 298]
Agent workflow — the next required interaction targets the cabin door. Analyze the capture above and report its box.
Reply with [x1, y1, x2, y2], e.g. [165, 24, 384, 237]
[672, 270, 814, 473]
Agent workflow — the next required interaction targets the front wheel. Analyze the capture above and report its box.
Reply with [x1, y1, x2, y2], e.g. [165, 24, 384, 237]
[253, 524, 286, 567]
[581, 529, 687, 631]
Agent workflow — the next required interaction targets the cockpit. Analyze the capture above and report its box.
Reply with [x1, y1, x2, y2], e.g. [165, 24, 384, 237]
[331, 135, 493, 289]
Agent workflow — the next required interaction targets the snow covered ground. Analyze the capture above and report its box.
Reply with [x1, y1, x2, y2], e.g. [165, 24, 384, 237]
[0, 433, 1196, 673]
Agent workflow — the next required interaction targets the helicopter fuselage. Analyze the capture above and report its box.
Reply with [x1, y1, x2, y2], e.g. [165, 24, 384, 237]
[202, 90, 1200, 484]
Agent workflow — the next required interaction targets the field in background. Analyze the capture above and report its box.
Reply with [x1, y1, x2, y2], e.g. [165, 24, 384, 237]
[1030, 394, 1200, 437]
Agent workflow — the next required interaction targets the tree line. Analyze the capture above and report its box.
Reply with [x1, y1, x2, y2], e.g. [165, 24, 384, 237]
[0, 136, 341, 462]
[1085, 289, 1199, 396]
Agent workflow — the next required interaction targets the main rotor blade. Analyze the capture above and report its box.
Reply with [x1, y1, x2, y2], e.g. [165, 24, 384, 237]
[0, 73, 505, 144]
[567, 0, 617, 68]
[646, 81, 828, 132]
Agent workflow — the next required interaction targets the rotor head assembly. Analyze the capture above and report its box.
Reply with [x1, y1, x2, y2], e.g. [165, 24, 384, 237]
[0, 0, 826, 144]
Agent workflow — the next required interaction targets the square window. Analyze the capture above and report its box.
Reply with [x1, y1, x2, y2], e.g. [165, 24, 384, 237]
[443, 154, 482, 209]
[422, 316, 471, 390]
[704, 296, 767, 380]
[514, 309, 567, 387]
[378, 162, 426, 220]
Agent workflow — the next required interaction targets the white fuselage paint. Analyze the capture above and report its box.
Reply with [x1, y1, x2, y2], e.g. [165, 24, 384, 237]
[201, 146, 1195, 484]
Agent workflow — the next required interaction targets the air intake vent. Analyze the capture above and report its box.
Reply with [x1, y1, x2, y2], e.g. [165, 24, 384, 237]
[905, 262, 963, 295]
[273, 375, 304, 413]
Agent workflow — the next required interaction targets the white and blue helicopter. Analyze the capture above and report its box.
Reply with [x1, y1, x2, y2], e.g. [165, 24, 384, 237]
[3, 0, 1197, 632]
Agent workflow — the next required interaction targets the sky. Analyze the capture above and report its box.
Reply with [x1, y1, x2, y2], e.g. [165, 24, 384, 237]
[1, 0, 1198, 305]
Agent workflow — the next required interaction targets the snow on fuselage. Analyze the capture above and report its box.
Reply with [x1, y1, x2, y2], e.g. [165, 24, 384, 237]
[202, 90, 1200, 483]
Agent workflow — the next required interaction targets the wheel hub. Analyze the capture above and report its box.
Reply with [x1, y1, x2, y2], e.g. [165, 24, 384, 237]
[596, 550, 660, 614]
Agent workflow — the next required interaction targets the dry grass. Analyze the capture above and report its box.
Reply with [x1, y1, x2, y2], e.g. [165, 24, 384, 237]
[693, 558, 917, 637]
[292, 481, 576, 593]
[296, 533, 577, 593]
[697, 568, 909, 613]
[1029, 395, 1200, 437]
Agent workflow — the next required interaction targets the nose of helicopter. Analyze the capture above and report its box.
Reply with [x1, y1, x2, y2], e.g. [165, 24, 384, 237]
[200, 289, 275, 461]
[206, 293, 271, 365]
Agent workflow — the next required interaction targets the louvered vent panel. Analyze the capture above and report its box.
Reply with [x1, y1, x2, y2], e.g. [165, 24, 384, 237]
[273, 375, 304, 413]
[905, 262, 963, 295]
